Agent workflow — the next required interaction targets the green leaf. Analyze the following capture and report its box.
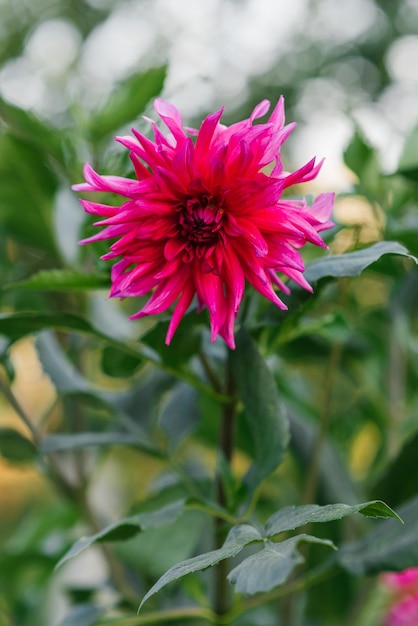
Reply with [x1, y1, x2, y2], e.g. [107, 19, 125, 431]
[339, 495, 418, 575]
[230, 330, 289, 495]
[35, 333, 159, 456]
[40, 432, 159, 456]
[159, 383, 200, 449]
[142, 311, 203, 368]
[0, 96, 68, 167]
[118, 509, 206, 580]
[228, 535, 335, 595]
[4, 270, 110, 292]
[397, 123, 418, 180]
[57, 500, 186, 569]
[304, 241, 416, 284]
[343, 129, 381, 197]
[101, 345, 142, 378]
[139, 524, 262, 610]
[265, 501, 401, 538]
[344, 130, 375, 180]
[0, 428, 37, 463]
[88, 66, 167, 143]
[0, 134, 58, 255]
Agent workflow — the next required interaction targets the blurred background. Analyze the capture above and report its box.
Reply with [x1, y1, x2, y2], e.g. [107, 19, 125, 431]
[1, 1, 418, 625]
[1, 0, 418, 186]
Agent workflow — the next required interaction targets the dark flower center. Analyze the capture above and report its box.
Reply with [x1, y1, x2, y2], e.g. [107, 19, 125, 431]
[178, 195, 224, 244]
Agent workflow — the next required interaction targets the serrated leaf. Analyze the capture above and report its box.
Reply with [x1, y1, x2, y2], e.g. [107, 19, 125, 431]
[57, 500, 185, 569]
[0, 428, 37, 463]
[230, 329, 289, 496]
[4, 270, 109, 292]
[339, 495, 418, 576]
[228, 535, 335, 595]
[89, 66, 167, 143]
[304, 241, 416, 284]
[265, 501, 401, 538]
[139, 524, 262, 610]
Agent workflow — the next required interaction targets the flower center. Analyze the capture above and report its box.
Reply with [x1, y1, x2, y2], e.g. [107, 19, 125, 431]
[178, 195, 224, 244]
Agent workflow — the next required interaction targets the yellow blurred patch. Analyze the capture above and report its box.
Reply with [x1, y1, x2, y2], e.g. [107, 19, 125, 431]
[0, 338, 56, 517]
[350, 421, 381, 480]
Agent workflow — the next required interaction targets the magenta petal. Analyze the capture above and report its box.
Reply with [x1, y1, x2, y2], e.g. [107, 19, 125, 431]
[165, 283, 195, 344]
[250, 99, 271, 122]
[73, 94, 335, 348]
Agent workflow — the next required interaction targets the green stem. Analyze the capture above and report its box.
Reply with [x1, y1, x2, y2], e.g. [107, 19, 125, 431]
[0, 372, 41, 446]
[302, 334, 344, 505]
[96, 606, 216, 625]
[214, 353, 236, 617]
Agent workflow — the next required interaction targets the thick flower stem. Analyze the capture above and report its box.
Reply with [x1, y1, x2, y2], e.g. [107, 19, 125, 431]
[214, 357, 236, 617]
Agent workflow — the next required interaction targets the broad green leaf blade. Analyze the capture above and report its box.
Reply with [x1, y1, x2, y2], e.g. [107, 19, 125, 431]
[230, 330, 289, 495]
[88, 66, 167, 143]
[339, 495, 418, 576]
[265, 501, 401, 538]
[159, 383, 200, 449]
[139, 524, 262, 610]
[228, 535, 335, 595]
[0, 311, 109, 343]
[0, 313, 150, 365]
[4, 270, 109, 292]
[304, 241, 416, 284]
[35, 333, 159, 456]
[0, 428, 37, 463]
[40, 432, 159, 456]
[35, 331, 93, 394]
[57, 500, 185, 569]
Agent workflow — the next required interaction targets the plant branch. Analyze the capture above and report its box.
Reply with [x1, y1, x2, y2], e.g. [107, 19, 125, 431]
[96, 606, 216, 625]
[302, 339, 343, 505]
[0, 372, 139, 608]
[214, 353, 236, 617]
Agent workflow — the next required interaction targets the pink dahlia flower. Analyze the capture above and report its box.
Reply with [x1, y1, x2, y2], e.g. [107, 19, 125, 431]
[383, 569, 418, 590]
[74, 97, 334, 348]
[385, 595, 418, 626]
[382, 569, 418, 626]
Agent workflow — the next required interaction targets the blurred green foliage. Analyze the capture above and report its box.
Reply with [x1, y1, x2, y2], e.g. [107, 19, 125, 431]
[0, 2, 418, 626]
